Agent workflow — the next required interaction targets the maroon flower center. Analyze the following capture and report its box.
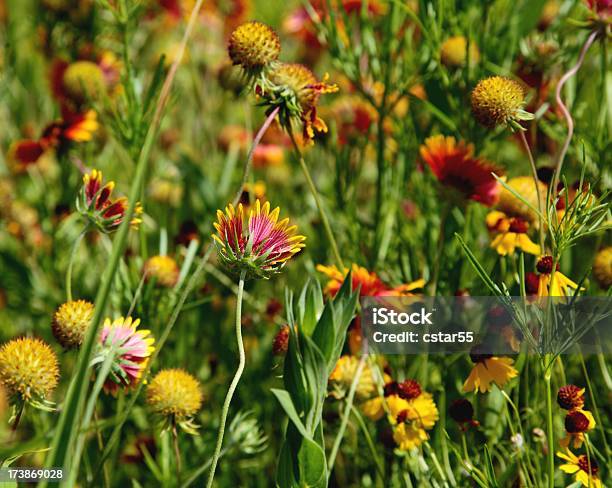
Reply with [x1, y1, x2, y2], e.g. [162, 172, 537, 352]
[397, 379, 422, 400]
[536, 255, 558, 274]
[565, 410, 590, 433]
[449, 398, 474, 424]
[508, 218, 528, 234]
[557, 385, 585, 410]
[396, 409, 409, 424]
[577, 455, 598, 476]
[383, 381, 399, 397]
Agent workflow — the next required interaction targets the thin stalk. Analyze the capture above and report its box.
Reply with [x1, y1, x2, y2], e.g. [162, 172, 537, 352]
[10, 401, 25, 434]
[42, 0, 206, 481]
[350, 405, 385, 482]
[328, 354, 366, 477]
[551, 30, 599, 197]
[206, 270, 247, 488]
[518, 131, 545, 251]
[66, 228, 88, 302]
[288, 129, 344, 270]
[172, 420, 182, 485]
[543, 359, 554, 488]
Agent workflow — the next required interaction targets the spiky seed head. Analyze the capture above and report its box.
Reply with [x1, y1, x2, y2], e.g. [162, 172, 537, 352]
[228, 21, 281, 70]
[0, 337, 59, 402]
[471, 76, 532, 128]
[557, 384, 585, 410]
[52, 299, 94, 349]
[146, 369, 203, 420]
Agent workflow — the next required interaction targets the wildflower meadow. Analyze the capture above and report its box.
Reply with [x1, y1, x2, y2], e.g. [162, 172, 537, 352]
[0, 0, 610, 487]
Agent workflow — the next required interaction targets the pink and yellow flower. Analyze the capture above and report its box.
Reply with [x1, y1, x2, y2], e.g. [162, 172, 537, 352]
[213, 199, 305, 279]
[97, 317, 155, 395]
[420, 135, 501, 206]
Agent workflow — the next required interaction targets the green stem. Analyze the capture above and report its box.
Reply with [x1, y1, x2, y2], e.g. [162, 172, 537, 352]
[544, 359, 554, 488]
[206, 270, 246, 488]
[66, 228, 88, 302]
[288, 130, 344, 269]
[172, 419, 182, 486]
[350, 405, 384, 482]
[518, 130, 545, 252]
[328, 354, 366, 477]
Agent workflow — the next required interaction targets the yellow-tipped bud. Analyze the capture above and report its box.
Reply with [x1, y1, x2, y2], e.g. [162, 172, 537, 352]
[52, 299, 94, 349]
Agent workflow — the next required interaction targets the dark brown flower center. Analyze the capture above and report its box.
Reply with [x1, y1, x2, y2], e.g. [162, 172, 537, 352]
[557, 385, 585, 410]
[536, 255, 558, 274]
[565, 410, 590, 433]
[449, 398, 474, 423]
[509, 218, 528, 233]
[577, 455, 598, 476]
[397, 379, 422, 400]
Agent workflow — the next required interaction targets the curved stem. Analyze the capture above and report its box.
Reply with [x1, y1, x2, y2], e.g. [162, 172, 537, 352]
[518, 131, 545, 251]
[231, 107, 280, 206]
[551, 30, 599, 198]
[66, 228, 88, 302]
[328, 353, 366, 477]
[288, 129, 344, 269]
[206, 270, 246, 488]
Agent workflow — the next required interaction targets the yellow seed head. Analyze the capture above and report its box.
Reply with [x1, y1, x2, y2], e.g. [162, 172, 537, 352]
[498, 176, 547, 224]
[471, 76, 527, 128]
[593, 247, 612, 289]
[269, 63, 318, 107]
[143, 255, 180, 288]
[63, 61, 106, 100]
[228, 21, 281, 70]
[52, 299, 94, 349]
[0, 337, 59, 402]
[146, 369, 203, 420]
[440, 36, 480, 67]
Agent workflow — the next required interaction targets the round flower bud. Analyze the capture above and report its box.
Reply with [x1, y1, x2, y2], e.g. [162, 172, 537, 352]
[397, 379, 422, 400]
[592, 246, 612, 289]
[557, 385, 585, 410]
[146, 369, 203, 420]
[63, 61, 106, 101]
[0, 337, 59, 402]
[143, 255, 180, 288]
[440, 36, 480, 67]
[498, 176, 547, 224]
[564, 410, 591, 433]
[52, 299, 94, 349]
[228, 21, 281, 71]
[471, 76, 532, 128]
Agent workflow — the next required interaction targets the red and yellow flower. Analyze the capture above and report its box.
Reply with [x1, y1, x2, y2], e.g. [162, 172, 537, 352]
[535, 255, 580, 297]
[486, 210, 541, 256]
[213, 199, 305, 279]
[420, 135, 501, 206]
[557, 449, 602, 488]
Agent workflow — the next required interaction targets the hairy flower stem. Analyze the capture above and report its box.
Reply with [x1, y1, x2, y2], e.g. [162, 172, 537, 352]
[518, 131, 545, 251]
[42, 0, 206, 482]
[206, 270, 246, 488]
[172, 420, 182, 484]
[544, 359, 554, 488]
[328, 353, 366, 477]
[551, 30, 599, 199]
[65, 227, 87, 302]
[288, 130, 344, 269]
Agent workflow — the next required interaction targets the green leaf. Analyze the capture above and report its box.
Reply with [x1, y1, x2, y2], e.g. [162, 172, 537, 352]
[271, 389, 310, 439]
[297, 437, 327, 488]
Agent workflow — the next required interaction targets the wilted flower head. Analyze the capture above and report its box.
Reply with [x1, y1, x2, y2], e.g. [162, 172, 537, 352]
[557, 384, 586, 410]
[264, 63, 338, 144]
[143, 255, 180, 288]
[146, 368, 203, 434]
[96, 317, 155, 395]
[52, 299, 94, 349]
[77, 169, 143, 233]
[213, 199, 305, 279]
[228, 21, 281, 74]
[440, 36, 479, 67]
[471, 76, 533, 130]
[0, 337, 59, 408]
[420, 135, 501, 206]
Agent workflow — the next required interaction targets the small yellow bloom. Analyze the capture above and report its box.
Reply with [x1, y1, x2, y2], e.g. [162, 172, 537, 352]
[557, 449, 602, 488]
[536, 256, 581, 297]
[146, 369, 203, 420]
[592, 246, 612, 289]
[486, 211, 540, 256]
[329, 355, 376, 400]
[471, 76, 533, 129]
[440, 36, 479, 67]
[361, 396, 385, 421]
[463, 355, 518, 393]
[144, 255, 180, 288]
[497, 176, 548, 224]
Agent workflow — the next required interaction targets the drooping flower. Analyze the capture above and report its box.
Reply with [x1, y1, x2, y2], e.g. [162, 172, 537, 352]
[77, 169, 143, 233]
[471, 76, 534, 130]
[264, 63, 339, 144]
[592, 246, 612, 289]
[561, 408, 596, 448]
[143, 255, 180, 288]
[440, 36, 480, 68]
[385, 380, 439, 451]
[146, 368, 203, 434]
[0, 337, 59, 408]
[96, 317, 155, 395]
[535, 255, 580, 297]
[463, 351, 518, 393]
[317, 263, 425, 297]
[228, 21, 281, 74]
[52, 299, 95, 349]
[212, 199, 305, 279]
[419, 135, 501, 206]
[558, 384, 586, 410]
[486, 210, 541, 256]
[557, 449, 602, 488]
